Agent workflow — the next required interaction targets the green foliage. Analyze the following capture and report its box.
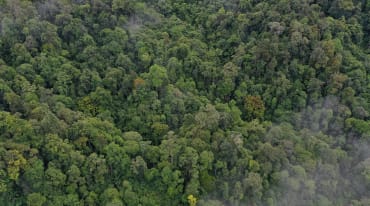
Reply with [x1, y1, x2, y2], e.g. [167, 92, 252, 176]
[244, 95, 265, 120]
[147, 64, 169, 89]
[0, 0, 368, 205]
[27, 193, 46, 206]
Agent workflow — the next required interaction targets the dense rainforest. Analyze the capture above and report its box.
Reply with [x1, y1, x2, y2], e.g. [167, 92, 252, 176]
[0, 0, 369, 205]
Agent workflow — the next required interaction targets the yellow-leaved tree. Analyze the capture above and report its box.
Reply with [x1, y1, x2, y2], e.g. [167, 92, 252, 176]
[187, 194, 197, 206]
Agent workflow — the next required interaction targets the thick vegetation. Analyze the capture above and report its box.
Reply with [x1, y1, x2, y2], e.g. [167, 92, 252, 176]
[0, 0, 369, 205]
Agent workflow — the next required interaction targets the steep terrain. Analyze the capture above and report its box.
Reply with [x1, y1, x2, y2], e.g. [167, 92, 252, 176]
[0, 0, 369, 205]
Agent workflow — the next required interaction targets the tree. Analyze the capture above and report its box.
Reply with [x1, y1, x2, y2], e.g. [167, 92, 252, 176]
[4, 149, 27, 181]
[27, 193, 46, 206]
[122, 181, 139, 206]
[112, 0, 135, 14]
[99, 27, 128, 60]
[147, 64, 169, 89]
[243, 172, 263, 202]
[198, 199, 224, 206]
[194, 104, 220, 131]
[244, 95, 265, 120]
[82, 153, 108, 189]
[100, 187, 123, 206]
[44, 164, 66, 194]
[187, 195, 197, 206]
[104, 143, 130, 181]
[159, 165, 183, 202]
[329, 0, 356, 18]
[151, 122, 169, 144]
[160, 132, 183, 165]
[0, 0, 368, 205]
[23, 158, 45, 192]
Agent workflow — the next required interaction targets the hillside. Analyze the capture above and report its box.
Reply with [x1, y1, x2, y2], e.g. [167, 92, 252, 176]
[0, 0, 369, 205]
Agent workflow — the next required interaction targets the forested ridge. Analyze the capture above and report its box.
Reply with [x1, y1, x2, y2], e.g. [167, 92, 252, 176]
[0, 0, 369, 205]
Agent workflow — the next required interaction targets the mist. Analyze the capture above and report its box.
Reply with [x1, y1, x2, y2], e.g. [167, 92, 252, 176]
[199, 96, 370, 206]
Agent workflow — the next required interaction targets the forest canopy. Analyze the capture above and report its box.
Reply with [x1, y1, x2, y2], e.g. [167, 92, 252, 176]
[0, 0, 369, 205]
